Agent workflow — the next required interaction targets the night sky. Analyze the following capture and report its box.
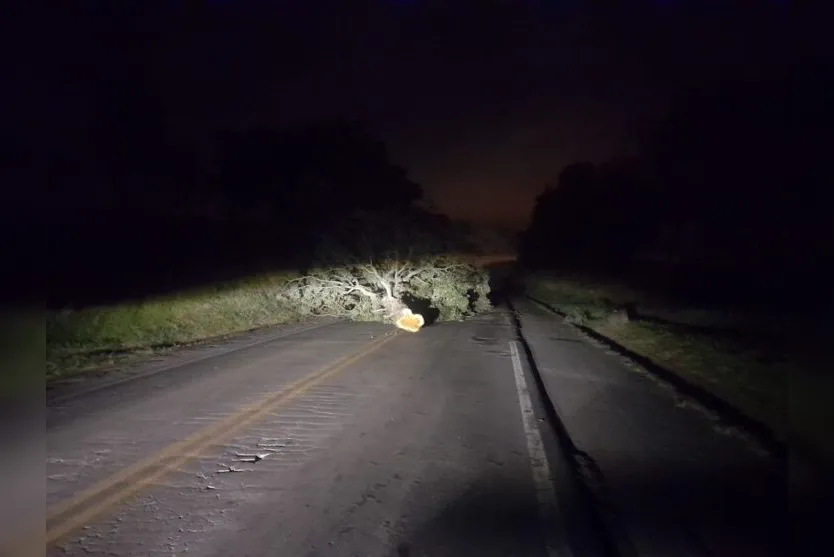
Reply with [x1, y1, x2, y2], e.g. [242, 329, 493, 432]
[46, 0, 794, 229]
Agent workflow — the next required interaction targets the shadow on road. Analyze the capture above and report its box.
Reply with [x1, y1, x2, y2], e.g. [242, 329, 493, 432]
[402, 292, 441, 326]
[485, 262, 523, 308]
[387, 477, 553, 557]
[384, 460, 795, 557]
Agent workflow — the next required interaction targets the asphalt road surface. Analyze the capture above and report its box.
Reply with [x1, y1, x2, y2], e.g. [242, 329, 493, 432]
[39, 303, 789, 557]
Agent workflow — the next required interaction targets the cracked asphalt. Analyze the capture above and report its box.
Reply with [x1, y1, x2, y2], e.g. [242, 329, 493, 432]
[41, 302, 789, 557]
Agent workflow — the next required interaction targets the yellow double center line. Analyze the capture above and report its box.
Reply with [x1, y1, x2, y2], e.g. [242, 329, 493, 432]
[43, 331, 399, 550]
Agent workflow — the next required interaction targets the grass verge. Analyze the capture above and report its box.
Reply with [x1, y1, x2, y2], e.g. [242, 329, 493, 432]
[46, 272, 304, 383]
[525, 272, 832, 464]
[1, 312, 44, 403]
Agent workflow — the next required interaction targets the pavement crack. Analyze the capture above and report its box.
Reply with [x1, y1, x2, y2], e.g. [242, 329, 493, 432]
[233, 452, 270, 463]
[216, 465, 250, 474]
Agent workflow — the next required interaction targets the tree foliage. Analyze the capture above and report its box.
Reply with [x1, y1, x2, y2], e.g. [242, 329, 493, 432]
[520, 160, 660, 270]
[279, 209, 491, 324]
[210, 120, 422, 222]
[279, 255, 490, 323]
[519, 67, 834, 305]
[521, 68, 834, 274]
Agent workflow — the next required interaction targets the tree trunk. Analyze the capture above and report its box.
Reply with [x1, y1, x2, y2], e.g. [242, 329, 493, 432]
[382, 295, 407, 322]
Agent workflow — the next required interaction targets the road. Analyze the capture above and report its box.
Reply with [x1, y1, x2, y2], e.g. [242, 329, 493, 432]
[39, 302, 789, 557]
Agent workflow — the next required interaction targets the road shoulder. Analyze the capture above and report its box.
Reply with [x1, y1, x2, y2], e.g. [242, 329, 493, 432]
[47, 317, 341, 405]
[512, 297, 787, 557]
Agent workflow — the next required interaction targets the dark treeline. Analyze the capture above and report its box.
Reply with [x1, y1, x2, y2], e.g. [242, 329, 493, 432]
[41, 4, 487, 309]
[47, 116, 466, 309]
[520, 65, 834, 309]
[40, 11, 457, 308]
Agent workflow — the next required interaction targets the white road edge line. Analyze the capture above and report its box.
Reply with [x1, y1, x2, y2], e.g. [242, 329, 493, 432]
[510, 341, 573, 557]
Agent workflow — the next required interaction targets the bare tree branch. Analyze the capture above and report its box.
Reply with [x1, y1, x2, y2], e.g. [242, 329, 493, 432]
[278, 253, 490, 324]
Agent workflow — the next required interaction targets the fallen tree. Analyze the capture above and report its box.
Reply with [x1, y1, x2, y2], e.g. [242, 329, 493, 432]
[278, 208, 493, 329]
[279, 254, 491, 329]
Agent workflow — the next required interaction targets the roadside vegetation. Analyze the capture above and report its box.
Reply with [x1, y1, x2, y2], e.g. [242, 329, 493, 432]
[47, 252, 492, 383]
[1, 313, 44, 402]
[46, 273, 304, 382]
[524, 272, 832, 464]
[46, 210, 497, 383]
